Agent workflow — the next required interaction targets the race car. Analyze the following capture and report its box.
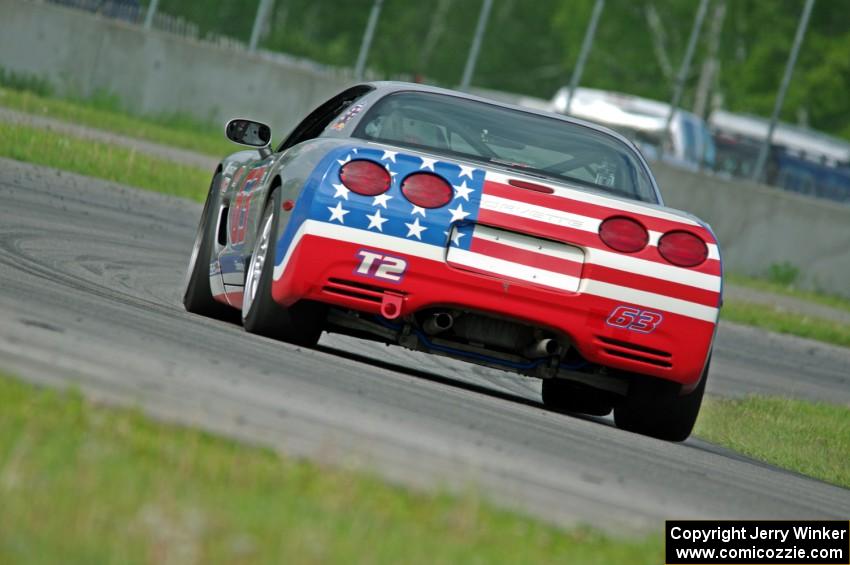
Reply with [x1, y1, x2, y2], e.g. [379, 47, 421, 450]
[183, 82, 722, 441]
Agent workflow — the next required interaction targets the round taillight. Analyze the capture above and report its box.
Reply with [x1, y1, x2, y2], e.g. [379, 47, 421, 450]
[598, 216, 649, 253]
[658, 231, 708, 267]
[401, 173, 453, 209]
[339, 160, 391, 196]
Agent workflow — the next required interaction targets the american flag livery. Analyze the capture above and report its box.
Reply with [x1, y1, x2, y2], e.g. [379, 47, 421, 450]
[272, 145, 721, 325]
[448, 224, 584, 294]
[186, 84, 724, 439]
[317, 146, 488, 249]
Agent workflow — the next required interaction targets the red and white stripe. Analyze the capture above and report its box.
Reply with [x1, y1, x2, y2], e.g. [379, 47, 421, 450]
[447, 225, 583, 293]
[477, 171, 722, 321]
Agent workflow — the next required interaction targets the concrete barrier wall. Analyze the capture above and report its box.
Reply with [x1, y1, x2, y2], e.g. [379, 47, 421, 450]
[2, 0, 849, 297]
[655, 163, 850, 297]
[0, 0, 352, 134]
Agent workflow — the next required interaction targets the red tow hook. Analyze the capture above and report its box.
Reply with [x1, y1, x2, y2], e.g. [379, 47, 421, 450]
[380, 291, 404, 320]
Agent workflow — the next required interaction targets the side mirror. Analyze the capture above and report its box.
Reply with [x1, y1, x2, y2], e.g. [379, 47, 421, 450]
[225, 119, 272, 149]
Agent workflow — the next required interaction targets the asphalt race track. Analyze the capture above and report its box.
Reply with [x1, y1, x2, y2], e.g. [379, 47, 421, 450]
[1, 158, 848, 532]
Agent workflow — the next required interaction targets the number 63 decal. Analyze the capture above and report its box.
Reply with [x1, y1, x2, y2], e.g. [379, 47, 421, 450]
[606, 306, 663, 333]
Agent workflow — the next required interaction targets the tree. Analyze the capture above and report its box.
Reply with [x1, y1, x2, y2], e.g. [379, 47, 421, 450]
[152, 0, 850, 141]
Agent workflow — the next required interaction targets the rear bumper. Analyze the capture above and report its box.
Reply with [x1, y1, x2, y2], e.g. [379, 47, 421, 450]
[272, 228, 715, 387]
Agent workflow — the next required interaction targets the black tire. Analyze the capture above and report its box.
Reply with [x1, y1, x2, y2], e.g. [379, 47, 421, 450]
[613, 359, 710, 442]
[242, 189, 325, 347]
[542, 379, 614, 417]
[183, 173, 235, 320]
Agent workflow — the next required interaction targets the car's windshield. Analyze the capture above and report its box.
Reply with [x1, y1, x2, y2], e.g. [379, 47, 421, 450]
[353, 91, 657, 202]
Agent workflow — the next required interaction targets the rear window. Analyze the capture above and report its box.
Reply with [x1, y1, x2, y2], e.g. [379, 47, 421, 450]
[353, 92, 657, 202]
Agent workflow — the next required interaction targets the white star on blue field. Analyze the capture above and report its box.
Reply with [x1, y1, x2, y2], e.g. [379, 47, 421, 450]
[316, 146, 486, 249]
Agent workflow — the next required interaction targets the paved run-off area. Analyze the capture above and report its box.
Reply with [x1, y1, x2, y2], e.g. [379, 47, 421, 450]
[0, 158, 848, 533]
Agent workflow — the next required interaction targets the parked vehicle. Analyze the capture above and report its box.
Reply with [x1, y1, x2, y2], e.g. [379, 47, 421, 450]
[551, 87, 716, 172]
[710, 110, 850, 203]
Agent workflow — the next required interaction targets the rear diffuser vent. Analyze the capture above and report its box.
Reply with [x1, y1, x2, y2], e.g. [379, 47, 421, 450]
[322, 278, 392, 304]
[596, 336, 672, 368]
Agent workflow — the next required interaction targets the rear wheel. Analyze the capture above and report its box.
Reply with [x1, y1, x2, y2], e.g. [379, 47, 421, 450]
[542, 379, 614, 416]
[183, 173, 234, 320]
[242, 189, 324, 347]
[613, 359, 710, 442]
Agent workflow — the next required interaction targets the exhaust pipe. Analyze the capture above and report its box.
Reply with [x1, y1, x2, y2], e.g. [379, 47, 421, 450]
[524, 338, 561, 358]
[423, 312, 453, 335]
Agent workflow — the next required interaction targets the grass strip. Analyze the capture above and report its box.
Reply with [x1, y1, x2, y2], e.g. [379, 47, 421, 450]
[726, 273, 850, 315]
[721, 300, 850, 348]
[0, 122, 209, 201]
[0, 374, 661, 564]
[696, 396, 850, 489]
[0, 87, 231, 157]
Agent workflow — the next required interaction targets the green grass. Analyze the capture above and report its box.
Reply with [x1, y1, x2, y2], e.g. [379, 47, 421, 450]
[727, 273, 850, 315]
[0, 122, 210, 201]
[0, 374, 661, 564]
[721, 300, 850, 348]
[696, 396, 850, 489]
[0, 87, 231, 157]
[0, 69, 53, 97]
